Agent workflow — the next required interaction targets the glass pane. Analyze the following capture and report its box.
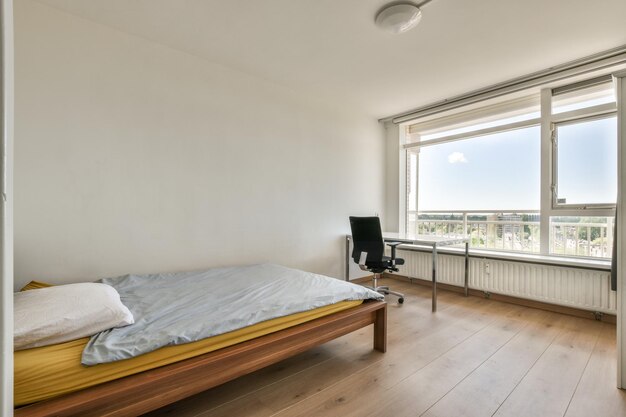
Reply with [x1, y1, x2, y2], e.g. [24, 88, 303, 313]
[417, 126, 540, 211]
[417, 212, 540, 253]
[550, 216, 614, 258]
[552, 83, 615, 114]
[555, 116, 617, 206]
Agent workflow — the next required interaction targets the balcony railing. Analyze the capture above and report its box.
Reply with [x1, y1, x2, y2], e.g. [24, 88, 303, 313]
[407, 211, 613, 259]
[550, 220, 613, 258]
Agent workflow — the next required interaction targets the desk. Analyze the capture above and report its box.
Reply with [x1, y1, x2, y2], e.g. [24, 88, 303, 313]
[345, 233, 470, 312]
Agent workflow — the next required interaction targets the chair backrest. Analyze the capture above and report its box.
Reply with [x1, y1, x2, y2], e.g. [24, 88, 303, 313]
[349, 216, 384, 265]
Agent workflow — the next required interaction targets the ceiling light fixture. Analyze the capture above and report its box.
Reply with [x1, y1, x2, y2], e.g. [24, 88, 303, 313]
[375, 3, 423, 34]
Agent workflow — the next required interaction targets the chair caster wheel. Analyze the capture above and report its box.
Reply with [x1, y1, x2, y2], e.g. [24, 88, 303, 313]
[398, 298, 404, 304]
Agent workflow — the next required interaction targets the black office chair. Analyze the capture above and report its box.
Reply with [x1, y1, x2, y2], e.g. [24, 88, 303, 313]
[349, 216, 405, 304]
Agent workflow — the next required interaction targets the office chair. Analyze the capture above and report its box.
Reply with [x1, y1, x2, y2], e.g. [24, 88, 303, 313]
[349, 216, 405, 304]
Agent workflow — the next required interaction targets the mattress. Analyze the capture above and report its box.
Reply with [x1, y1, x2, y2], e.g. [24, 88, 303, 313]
[15, 298, 362, 406]
[83, 263, 382, 364]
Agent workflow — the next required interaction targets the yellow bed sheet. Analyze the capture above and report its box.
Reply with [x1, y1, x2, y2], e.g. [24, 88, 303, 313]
[15, 291, 362, 406]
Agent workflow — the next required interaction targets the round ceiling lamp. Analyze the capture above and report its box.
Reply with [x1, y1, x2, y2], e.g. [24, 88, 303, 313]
[375, 3, 422, 34]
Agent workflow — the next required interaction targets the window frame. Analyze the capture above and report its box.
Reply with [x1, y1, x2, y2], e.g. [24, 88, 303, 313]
[550, 108, 617, 211]
[400, 76, 618, 260]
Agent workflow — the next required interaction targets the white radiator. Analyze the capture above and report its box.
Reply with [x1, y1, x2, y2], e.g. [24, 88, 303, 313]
[394, 249, 616, 314]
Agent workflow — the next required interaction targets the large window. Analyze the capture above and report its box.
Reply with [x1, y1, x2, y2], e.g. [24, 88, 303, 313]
[414, 127, 540, 211]
[403, 77, 617, 259]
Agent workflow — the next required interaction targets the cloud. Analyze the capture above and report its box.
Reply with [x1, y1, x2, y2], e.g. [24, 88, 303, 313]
[448, 152, 468, 164]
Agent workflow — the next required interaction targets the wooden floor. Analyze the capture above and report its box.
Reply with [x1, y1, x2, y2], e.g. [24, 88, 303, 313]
[145, 278, 626, 417]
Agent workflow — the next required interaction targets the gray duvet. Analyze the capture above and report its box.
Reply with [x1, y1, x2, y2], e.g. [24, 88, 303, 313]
[82, 263, 382, 365]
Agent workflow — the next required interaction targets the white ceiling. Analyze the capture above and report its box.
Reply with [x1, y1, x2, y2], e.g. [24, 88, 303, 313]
[36, 0, 626, 119]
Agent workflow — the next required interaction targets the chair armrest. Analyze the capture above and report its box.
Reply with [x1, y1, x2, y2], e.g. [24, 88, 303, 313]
[385, 241, 403, 247]
[358, 251, 369, 271]
[385, 242, 404, 268]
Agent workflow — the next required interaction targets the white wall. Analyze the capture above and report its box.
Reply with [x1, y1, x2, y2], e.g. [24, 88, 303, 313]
[13, 0, 386, 290]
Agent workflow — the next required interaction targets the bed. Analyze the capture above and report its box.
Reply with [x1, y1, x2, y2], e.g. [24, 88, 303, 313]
[15, 264, 387, 416]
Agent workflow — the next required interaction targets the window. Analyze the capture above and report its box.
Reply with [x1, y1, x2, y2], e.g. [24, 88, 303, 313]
[553, 115, 617, 207]
[402, 77, 617, 259]
[415, 127, 540, 212]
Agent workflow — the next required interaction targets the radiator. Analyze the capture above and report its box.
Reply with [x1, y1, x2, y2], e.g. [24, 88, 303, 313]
[394, 249, 616, 314]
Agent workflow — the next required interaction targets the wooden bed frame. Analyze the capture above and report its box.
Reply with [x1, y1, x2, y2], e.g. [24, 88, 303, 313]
[15, 300, 387, 417]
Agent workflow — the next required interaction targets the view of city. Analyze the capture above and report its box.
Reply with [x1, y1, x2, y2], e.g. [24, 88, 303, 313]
[408, 212, 613, 258]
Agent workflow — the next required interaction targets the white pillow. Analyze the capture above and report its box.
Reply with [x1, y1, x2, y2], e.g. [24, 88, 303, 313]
[14, 283, 134, 350]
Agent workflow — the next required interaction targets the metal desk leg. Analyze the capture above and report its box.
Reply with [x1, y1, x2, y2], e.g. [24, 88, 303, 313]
[464, 241, 469, 297]
[345, 236, 351, 281]
[432, 245, 438, 312]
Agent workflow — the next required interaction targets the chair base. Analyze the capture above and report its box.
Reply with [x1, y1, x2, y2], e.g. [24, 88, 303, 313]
[367, 273, 405, 304]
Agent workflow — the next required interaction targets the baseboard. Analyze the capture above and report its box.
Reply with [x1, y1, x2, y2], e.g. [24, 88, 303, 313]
[349, 275, 374, 284]
[383, 273, 616, 324]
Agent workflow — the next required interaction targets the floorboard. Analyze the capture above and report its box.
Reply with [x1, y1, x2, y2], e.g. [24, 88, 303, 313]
[422, 309, 562, 417]
[492, 316, 601, 417]
[564, 324, 626, 417]
[144, 279, 622, 417]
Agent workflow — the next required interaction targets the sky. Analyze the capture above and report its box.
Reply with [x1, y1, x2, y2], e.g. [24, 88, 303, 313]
[409, 116, 617, 212]
[557, 117, 617, 205]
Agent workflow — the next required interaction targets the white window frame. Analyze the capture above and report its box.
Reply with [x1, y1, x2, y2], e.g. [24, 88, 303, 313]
[550, 106, 617, 211]
[400, 76, 618, 259]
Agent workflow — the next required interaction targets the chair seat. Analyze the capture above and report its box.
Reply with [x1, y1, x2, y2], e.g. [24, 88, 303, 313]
[382, 256, 404, 266]
[367, 256, 404, 272]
